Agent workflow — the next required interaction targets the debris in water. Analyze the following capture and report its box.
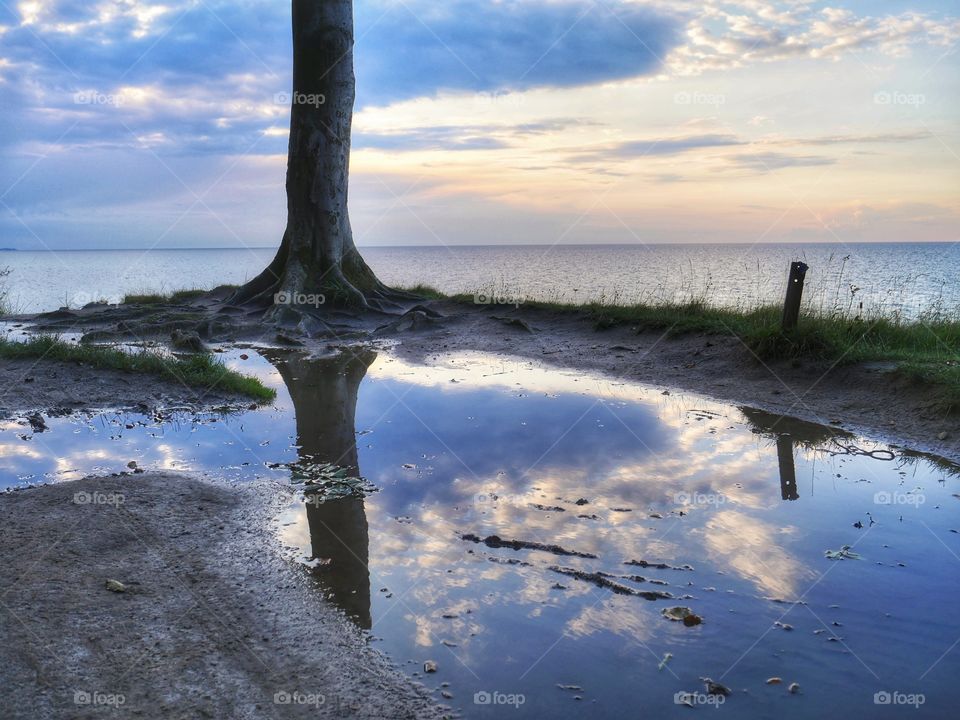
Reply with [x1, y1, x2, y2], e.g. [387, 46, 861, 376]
[825, 545, 861, 560]
[702, 678, 731, 697]
[658, 653, 673, 671]
[530, 503, 566, 512]
[556, 684, 583, 692]
[550, 567, 672, 600]
[424, 661, 438, 673]
[461, 534, 597, 558]
[105, 579, 126, 593]
[766, 677, 782, 685]
[788, 682, 801, 694]
[661, 606, 701, 624]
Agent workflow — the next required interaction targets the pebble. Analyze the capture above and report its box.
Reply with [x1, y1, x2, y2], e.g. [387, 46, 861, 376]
[424, 661, 438, 674]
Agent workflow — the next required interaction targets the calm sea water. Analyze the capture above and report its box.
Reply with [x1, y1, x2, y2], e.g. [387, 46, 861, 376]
[1, 243, 957, 318]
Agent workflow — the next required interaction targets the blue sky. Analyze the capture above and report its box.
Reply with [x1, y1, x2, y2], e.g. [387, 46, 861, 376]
[0, 0, 957, 249]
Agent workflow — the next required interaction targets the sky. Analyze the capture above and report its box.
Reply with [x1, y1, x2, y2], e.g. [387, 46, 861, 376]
[0, 0, 957, 250]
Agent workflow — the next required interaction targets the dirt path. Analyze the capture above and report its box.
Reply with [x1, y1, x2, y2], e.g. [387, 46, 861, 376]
[0, 473, 449, 720]
[392, 301, 959, 463]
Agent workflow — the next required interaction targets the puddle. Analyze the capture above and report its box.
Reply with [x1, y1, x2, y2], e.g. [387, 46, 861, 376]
[2, 348, 959, 718]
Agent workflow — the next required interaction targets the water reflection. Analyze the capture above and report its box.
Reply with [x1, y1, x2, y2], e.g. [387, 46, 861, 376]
[265, 349, 375, 629]
[4, 348, 960, 719]
[740, 408, 855, 502]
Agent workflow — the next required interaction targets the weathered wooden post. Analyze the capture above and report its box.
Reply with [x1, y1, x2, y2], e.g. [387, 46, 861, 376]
[781, 261, 808, 331]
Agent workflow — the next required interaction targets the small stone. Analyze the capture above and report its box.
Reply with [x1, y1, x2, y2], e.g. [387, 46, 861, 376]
[423, 661, 438, 673]
[788, 682, 801, 694]
[105, 579, 126, 593]
[938, 431, 949, 441]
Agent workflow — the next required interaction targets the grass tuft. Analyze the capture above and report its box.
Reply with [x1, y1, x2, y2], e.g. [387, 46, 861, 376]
[0, 336, 276, 401]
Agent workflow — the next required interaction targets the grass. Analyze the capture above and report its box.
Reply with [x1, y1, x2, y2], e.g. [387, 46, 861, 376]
[404, 284, 960, 410]
[120, 285, 238, 306]
[0, 335, 276, 401]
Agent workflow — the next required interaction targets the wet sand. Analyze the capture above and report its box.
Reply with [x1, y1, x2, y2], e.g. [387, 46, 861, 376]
[0, 473, 449, 720]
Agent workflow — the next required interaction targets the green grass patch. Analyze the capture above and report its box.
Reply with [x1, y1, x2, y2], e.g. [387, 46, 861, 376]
[122, 293, 169, 305]
[0, 336, 276, 401]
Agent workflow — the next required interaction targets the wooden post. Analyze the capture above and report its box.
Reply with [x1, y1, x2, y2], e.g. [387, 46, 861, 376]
[781, 261, 808, 331]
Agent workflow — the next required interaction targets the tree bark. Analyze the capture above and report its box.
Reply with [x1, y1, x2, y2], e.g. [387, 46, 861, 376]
[232, 0, 388, 311]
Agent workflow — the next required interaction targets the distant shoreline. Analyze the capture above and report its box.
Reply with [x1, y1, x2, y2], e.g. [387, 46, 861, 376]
[0, 240, 958, 252]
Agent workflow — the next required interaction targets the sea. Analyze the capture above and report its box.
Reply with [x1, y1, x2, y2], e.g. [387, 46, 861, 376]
[1, 242, 957, 318]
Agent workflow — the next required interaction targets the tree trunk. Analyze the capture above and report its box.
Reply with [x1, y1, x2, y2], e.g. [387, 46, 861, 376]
[232, 0, 389, 311]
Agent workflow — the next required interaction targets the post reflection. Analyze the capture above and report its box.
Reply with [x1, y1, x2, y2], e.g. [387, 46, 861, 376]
[740, 407, 855, 502]
[265, 349, 376, 629]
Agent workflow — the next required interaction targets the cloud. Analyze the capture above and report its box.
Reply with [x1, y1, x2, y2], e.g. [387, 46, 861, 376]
[354, 1, 683, 105]
[354, 118, 598, 152]
[569, 133, 744, 163]
[668, 2, 960, 75]
[726, 151, 835, 171]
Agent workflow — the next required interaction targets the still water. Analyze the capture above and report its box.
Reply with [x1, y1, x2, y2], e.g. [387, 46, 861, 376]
[1, 242, 958, 318]
[1, 348, 958, 718]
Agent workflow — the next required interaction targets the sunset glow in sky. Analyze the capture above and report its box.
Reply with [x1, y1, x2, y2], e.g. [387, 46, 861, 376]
[0, 0, 957, 249]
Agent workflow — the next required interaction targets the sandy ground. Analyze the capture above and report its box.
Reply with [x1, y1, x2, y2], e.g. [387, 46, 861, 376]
[392, 301, 960, 463]
[0, 473, 450, 720]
